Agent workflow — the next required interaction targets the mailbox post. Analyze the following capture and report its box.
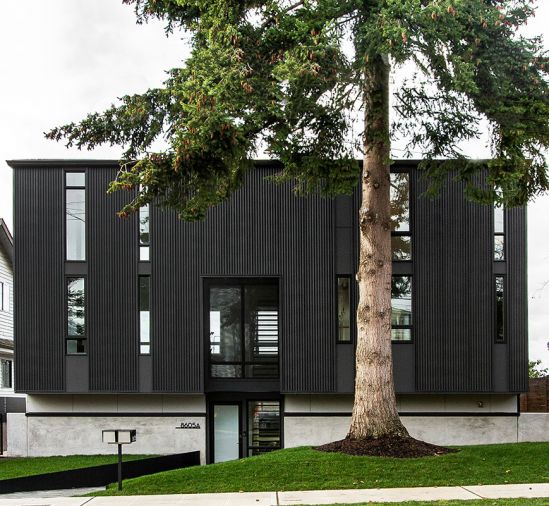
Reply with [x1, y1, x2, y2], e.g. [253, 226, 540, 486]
[102, 429, 137, 491]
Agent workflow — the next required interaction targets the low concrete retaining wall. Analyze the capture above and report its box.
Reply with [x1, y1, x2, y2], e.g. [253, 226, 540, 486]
[284, 413, 549, 448]
[0, 451, 200, 494]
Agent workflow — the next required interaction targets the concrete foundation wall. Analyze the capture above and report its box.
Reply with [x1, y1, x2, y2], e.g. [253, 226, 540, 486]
[284, 413, 549, 447]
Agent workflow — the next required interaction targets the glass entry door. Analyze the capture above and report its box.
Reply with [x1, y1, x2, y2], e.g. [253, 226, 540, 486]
[211, 400, 281, 463]
[213, 404, 240, 463]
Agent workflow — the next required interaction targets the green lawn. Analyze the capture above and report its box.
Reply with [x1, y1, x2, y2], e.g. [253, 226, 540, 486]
[0, 454, 152, 481]
[92, 443, 549, 496]
[327, 501, 549, 506]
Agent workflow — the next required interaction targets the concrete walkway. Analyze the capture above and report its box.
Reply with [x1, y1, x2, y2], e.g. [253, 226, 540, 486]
[0, 483, 548, 505]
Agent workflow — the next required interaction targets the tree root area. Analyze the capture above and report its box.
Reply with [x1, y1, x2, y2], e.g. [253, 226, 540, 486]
[315, 435, 458, 458]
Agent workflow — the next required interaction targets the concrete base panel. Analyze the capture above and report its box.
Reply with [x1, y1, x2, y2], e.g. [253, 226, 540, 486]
[518, 413, 549, 442]
[284, 416, 524, 447]
[9, 415, 206, 462]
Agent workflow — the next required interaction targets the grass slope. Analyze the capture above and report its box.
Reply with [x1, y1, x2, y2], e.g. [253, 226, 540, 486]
[0, 454, 152, 481]
[94, 443, 549, 496]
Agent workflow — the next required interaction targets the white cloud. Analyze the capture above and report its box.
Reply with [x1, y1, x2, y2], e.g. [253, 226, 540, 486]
[0, 1, 548, 367]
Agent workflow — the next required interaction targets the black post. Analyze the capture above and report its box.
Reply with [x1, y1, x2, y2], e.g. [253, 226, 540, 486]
[117, 443, 123, 491]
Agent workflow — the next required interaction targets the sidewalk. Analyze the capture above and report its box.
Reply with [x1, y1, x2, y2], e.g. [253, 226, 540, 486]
[0, 483, 548, 506]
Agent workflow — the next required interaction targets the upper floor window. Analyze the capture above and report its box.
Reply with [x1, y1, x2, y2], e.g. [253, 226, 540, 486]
[139, 276, 151, 354]
[0, 359, 12, 389]
[494, 206, 505, 261]
[495, 275, 505, 343]
[65, 172, 86, 261]
[337, 277, 351, 342]
[390, 172, 411, 261]
[66, 277, 86, 354]
[0, 281, 9, 312]
[391, 275, 412, 342]
[139, 200, 150, 261]
[207, 280, 279, 379]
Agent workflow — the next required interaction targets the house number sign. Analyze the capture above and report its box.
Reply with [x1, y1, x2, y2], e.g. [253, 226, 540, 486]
[176, 421, 201, 429]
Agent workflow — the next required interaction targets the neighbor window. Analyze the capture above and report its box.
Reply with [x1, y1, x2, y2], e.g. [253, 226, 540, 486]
[391, 275, 412, 341]
[139, 201, 150, 261]
[495, 276, 505, 343]
[494, 206, 505, 261]
[390, 172, 411, 260]
[0, 359, 12, 389]
[0, 281, 8, 312]
[66, 277, 86, 354]
[337, 277, 351, 342]
[139, 276, 151, 354]
[207, 280, 278, 379]
[65, 171, 86, 261]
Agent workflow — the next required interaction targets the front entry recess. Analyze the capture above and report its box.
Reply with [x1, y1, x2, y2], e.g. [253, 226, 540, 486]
[213, 404, 240, 463]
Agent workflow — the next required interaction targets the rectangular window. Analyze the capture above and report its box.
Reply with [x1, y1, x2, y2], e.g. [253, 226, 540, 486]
[207, 280, 278, 379]
[494, 206, 505, 261]
[495, 276, 505, 342]
[139, 203, 150, 261]
[391, 275, 412, 342]
[247, 401, 281, 457]
[337, 277, 351, 342]
[0, 359, 12, 389]
[390, 172, 411, 260]
[139, 276, 151, 354]
[0, 281, 8, 312]
[66, 172, 86, 261]
[66, 277, 86, 354]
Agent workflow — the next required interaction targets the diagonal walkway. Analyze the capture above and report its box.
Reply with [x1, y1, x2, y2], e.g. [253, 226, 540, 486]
[0, 483, 548, 506]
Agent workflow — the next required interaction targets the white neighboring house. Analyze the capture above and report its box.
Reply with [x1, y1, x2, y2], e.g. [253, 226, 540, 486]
[0, 218, 25, 454]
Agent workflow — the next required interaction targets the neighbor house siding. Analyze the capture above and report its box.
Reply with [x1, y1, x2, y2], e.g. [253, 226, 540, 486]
[0, 242, 13, 341]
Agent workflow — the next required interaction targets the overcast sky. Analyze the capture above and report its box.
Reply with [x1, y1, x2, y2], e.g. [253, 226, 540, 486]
[0, 1, 547, 367]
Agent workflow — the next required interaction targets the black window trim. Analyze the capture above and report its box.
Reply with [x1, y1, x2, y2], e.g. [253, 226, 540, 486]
[64, 169, 87, 263]
[495, 274, 506, 343]
[391, 273, 414, 344]
[494, 206, 506, 262]
[65, 275, 87, 355]
[390, 171, 412, 262]
[336, 275, 354, 344]
[138, 274, 151, 355]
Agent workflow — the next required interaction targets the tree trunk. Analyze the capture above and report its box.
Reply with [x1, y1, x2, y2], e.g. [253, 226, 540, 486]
[348, 54, 409, 440]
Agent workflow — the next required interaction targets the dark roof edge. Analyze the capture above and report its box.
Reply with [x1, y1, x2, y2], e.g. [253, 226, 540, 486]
[0, 219, 13, 266]
[6, 158, 435, 169]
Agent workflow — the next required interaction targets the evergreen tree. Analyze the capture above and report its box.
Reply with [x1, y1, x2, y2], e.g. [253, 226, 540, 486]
[47, 0, 549, 455]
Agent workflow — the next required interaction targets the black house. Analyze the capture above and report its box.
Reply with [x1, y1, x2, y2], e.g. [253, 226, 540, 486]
[7, 159, 527, 462]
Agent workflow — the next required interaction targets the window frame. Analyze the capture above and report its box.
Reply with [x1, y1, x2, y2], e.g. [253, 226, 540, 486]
[390, 170, 412, 262]
[65, 275, 87, 355]
[494, 206, 506, 262]
[391, 274, 414, 343]
[138, 275, 151, 355]
[0, 358, 12, 389]
[64, 170, 87, 262]
[495, 275, 506, 343]
[204, 277, 280, 380]
[336, 275, 354, 344]
[138, 199, 150, 262]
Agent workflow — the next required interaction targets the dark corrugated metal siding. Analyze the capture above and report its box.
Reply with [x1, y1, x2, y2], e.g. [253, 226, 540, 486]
[151, 169, 336, 393]
[88, 169, 138, 392]
[507, 206, 528, 391]
[14, 169, 65, 391]
[415, 174, 493, 392]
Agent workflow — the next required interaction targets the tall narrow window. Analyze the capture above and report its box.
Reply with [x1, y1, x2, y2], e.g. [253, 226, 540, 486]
[0, 281, 8, 312]
[495, 276, 505, 342]
[0, 359, 12, 389]
[139, 276, 151, 354]
[391, 275, 412, 341]
[65, 172, 86, 261]
[494, 206, 505, 261]
[66, 277, 86, 354]
[139, 203, 150, 261]
[390, 172, 411, 260]
[337, 277, 351, 342]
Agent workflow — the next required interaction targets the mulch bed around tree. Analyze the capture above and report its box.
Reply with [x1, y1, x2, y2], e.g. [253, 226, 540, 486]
[315, 435, 458, 458]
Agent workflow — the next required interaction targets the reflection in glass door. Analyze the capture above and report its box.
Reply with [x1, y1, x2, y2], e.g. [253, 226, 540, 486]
[213, 404, 240, 463]
[247, 401, 281, 457]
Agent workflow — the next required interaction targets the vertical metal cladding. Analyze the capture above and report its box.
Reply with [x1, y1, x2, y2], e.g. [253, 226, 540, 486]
[151, 168, 336, 393]
[507, 206, 528, 392]
[88, 168, 138, 392]
[415, 173, 493, 392]
[14, 169, 65, 391]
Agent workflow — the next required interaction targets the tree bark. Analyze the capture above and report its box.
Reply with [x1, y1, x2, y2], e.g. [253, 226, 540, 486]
[348, 54, 410, 440]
